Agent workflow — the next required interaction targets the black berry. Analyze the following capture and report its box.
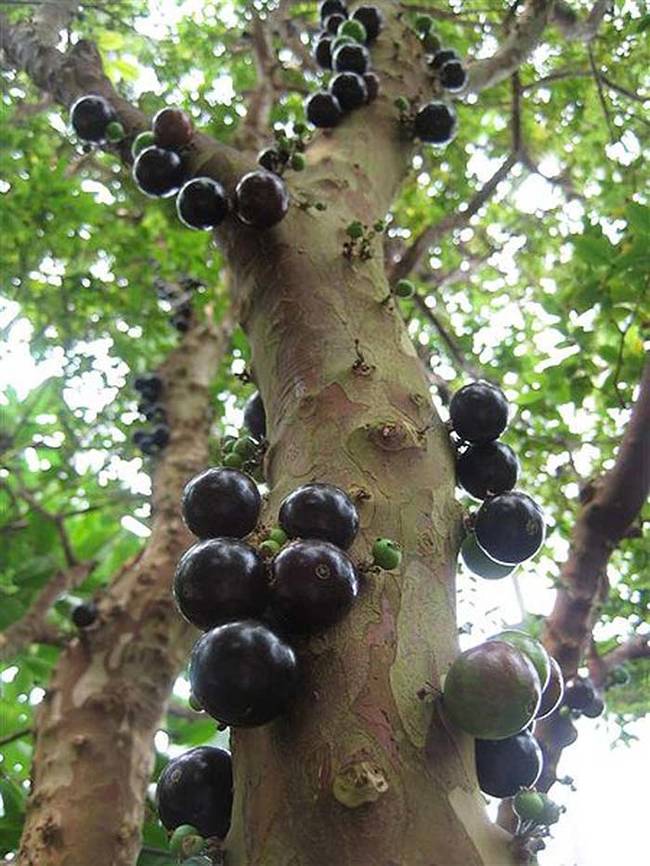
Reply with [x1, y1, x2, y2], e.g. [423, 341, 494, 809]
[314, 35, 334, 69]
[171, 314, 191, 332]
[135, 373, 163, 402]
[70, 95, 115, 142]
[177, 178, 229, 230]
[430, 48, 459, 70]
[156, 746, 233, 838]
[325, 12, 347, 33]
[413, 101, 457, 144]
[152, 107, 194, 150]
[243, 391, 267, 440]
[234, 171, 290, 229]
[174, 538, 268, 630]
[143, 404, 167, 424]
[475, 731, 543, 798]
[133, 146, 184, 198]
[352, 5, 383, 40]
[189, 620, 299, 726]
[151, 424, 170, 448]
[475, 491, 546, 565]
[563, 676, 596, 711]
[270, 539, 359, 633]
[257, 147, 281, 172]
[440, 59, 467, 92]
[71, 601, 98, 628]
[181, 467, 261, 539]
[449, 381, 509, 443]
[333, 43, 370, 75]
[330, 72, 368, 111]
[305, 91, 343, 128]
[132, 430, 147, 446]
[456, 442, 519, 499]
[536, 656, 564, 719]
[581, 694, 605, 718]
[363, 72, 380, 102]
[140, 436, 160, 456]
[279, 482, 359, 549]
[320, 0, 347, 21]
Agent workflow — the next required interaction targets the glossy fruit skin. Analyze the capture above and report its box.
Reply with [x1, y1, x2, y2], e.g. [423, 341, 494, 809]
[234, 171, 290, 229]
[181, 467, 261, 539]
[536, 655, 564, 719]
[72, 601, 98, 628]
[135, 373, 163, 400]
[581, 694, 604, 718]
[475, 731, 543, 798]
[538, 793, 562, 825]
[513, 790, 545, 822]
[153, 107, 193, 149]
[70, 95, 115, 142]
[330, 72, 368, 110]
[270, 540, 359, 633]
[456, 442, 519, 500]
[440, 59, 467, 92]
[279, 482, 359, 549]
[258, 147, 280, 172]
[443, 641, 542, 739]
[352, 5, 383, 40]
[325, 12, 347, 34]
[563, 676, 596, 711]
[460, 533, 515, 579]
[305, 91, 343, 128]
[244, 391, 266, 440]
[189, 620, 299, 726]
[320, 0, 347, 21]
[430, 48, 459, 70]
[133, 146, 184, 198]
[174, 538, 268, 630]
[131, 130, 155, 158]
[177, 178, 229, 230]
[333, 43, 370, 75]
[338, 18, 366, 43]
[490, 630, 550, 690]
[449, 380, 509, 443]
[475, 491, 546, 565]
[413, 101, 456, 144]
[314, 35, 333, 69]
[363, 71, 380, 102]
[372, 538, 402, 570]
[156, 746, 233, 838]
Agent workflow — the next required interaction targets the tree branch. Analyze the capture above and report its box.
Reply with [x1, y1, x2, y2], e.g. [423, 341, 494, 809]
[588, 634, 650, 687]
[235, 13, 276, 150]
[551, 0, 611, 42]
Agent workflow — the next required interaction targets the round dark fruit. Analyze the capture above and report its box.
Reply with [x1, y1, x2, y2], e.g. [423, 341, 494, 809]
[536, 656, 564, 719]
[459, 534, 515, 580]
[581, 694, 604, 718]
[153, 107, 193, 150]
[177, 178, 229, 230]
[443, 641, 541, 739]
[305, 91, 343, 128]
[156, 746, 233, 838]
[133, 146, 184, 198]
[258, 147, 281, 172]
[71, 601, 98, 628]
[70, 95, 115, 142]
[563, 677, 596, 711]
[449, 380, 509, 444]
[333, 43, 370, 75]
[172, 314, 191, 332]
[270, 539, 359, 633]
[352, 5, 383, 40]
[234, 170, 289, 229]
[538, 793, 562, 825]
[152, 424, 170, 448]
[475, 730, 543, 798]
[330, 72, 368, 111]
[413, 101, 456, 145]
[132, 430, 147, 446]
[314, 35, 334, 69]
[325, 13, 347, 34]
[174, 538, 268, 630]
[320, 0, 347, 22]
[439, 59, 467, 92]
[189, 619, 299, 726]
[139, 436, 160, 456]
[131, 130, 155, 158]
[135, 373, 163, 401]
[145, 405, 167, 424]
[490, 630, 550, 690]
[181, 467, 261, 539]
[363, 71, 380, 102]
[279, 482, 359, 549]
[243, 391, 266, 440]
[475, 491, 546, 565]
[372, 537, 402, 570]
[513, 789, 545, 822]
[430, 48, 459, 70]
[456, 442, 519, 500]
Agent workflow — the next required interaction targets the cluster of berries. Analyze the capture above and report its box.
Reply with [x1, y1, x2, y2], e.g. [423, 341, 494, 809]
[561, 675, 605, 719]
[449, 381, 546, 579]
[257, 126, 308, 176]
[306, 1, 382, 128]
[69, 97, 290, 231]
[131, 373, 170, 456]
[154, 276, 199, 333]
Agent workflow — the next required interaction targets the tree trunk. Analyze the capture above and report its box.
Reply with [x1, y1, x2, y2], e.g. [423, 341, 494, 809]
[17, 319, 230, 866]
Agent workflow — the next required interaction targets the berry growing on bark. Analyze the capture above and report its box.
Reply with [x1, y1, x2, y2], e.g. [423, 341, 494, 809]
[153, 107, 193, 150]
[234, 171, 290, 229]
[449, 381, 509, 443]
[459, 533, 515, 579]
[363, 71, 380, 102]
[430, 48, 459, 70]
[70, 95, 116, 142]
[71, 601, 98, 628]
[305, 91, 343, 128]
[536, 656, 564, 719]
[439, 59, 467, 92]
[352, 5, 383, 41]
[330, 72, 368, 110]
[131, 130, 155, 158]
[270, 540, 358, 632]
[563, 676, 596, 711]
[326, 13, 348, 34]
[581, 694, 605, 718]
[133, 146, 184, 198]
[538, 793, 563, 825]
[513, 790, 545, 822]
[413, 101, 456, 144]
[475, 730, 543, 798]
[338, 19, 367, 44]
[372, 538, 402, 570]
[260, 539, 281, 558]
[314, 35, 334, 69]
[258, 147, 280, 172]
[475, 491, 546, 564]
[181, 467, 261, 539]
[279, 482, 359, 549]
[169, 825, 205, 859]
[156, 746, 233, 838]
[395, 279, 415, 298]
[244, 391, 266, 440]
[189, 619, 299, 726]
[176, 178, 229, 230]
[490, 630, 551, 690]
[456, 442, 519, 500]
[268, 526, 288, 546]
[319, 0, 347, 19]
[333, 43, 370, 75]
[105, 121, 125, 142]
[443, 641, 542, 739]
[174, 538, 268, 630]
[135, 373, 163, 401]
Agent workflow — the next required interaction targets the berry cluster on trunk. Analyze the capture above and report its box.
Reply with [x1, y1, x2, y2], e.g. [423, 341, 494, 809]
[131, 373, 170, 455]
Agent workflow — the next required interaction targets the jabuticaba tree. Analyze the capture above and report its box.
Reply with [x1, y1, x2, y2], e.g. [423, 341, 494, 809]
[1, 1, 648, 866]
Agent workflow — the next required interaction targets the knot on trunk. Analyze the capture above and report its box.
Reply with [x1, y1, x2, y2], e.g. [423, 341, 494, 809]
[332, 760, 389, 808]
[367, 420, 423, 452]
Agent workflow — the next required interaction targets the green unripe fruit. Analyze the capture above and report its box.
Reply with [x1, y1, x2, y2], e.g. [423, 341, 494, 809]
[415, 14, 434, 34]
[490, 629, 551, 691]
[338, 18, 367, 44]
[170, 825, 204, 857]
[422, 32, 442, 54]
[259, 539, 281, 558]
[372, 538, 402, 570]
[538, 793, 562, 825]
[460, 534, 515, 580]
[394, 279, 415, 298]
[373, 219, 386, 233]
[290, 153, 306, 171]
[188, 692, 203, 712]
[293, 121, 307, 136]
[513, 790, 545, 822]
[610, 666, 630, 685]
[221, 436, 237, 454]
[106, 121, 125, 142]
[331, 34, 355, 52]
[131, 130, 154, 157]
[223, 452, 244, 469]
[346, 220, 364, 239]
[268, 527, 288, 546]
[233, 436, 258, 459]
[394, 96, 409, 112]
